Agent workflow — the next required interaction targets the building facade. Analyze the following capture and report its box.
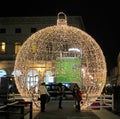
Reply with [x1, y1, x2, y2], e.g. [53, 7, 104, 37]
[117, 52, 120, 85]
[108, 52, 120, 86]
[0, 16, 85, 78]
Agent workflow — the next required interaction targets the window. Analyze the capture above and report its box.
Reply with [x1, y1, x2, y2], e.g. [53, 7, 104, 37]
[0, 70, 7, 77]
[0, 28, 6, 33]
[15, 42, 21, 54]
[31, 28, 37, 33]
[27, 70, 39, 93]
[0, 42, 6, 54]
[15, 28, 21, 33]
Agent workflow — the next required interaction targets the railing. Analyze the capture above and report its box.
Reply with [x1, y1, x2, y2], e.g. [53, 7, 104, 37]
[8, 93, 34, 100]
[0, 101, 33, 119]
[7, 93, 114, 111]
[84, 94, 114, 110]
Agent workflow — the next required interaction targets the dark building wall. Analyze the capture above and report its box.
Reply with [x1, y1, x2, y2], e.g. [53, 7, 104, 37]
[0, 16, 85, 76]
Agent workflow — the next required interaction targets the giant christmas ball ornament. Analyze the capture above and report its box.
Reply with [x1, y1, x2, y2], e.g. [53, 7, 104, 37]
[14, 12, 106, 110]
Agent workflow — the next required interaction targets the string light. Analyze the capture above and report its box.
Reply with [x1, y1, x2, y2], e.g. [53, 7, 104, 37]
[14, 12, 106, 110]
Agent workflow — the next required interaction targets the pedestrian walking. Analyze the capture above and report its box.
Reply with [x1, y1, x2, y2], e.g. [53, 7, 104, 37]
[57, 83, 65, 109]
[39, 82, 50, 112]
[72, 83, 82, 111]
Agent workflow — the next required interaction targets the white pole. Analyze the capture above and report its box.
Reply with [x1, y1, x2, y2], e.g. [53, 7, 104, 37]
[112, 94, 114, 111]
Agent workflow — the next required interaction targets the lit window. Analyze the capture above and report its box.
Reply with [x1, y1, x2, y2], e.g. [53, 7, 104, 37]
[15, 42, 21, 54]
[0, 42, 6, 54]
[27, 70, 39, 93]
[0, 70, 7, 77]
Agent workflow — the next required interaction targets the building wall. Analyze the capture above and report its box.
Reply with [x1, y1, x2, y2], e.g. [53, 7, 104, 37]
[117, 52, 120, 85]
[109, 52, 120, 86]
[0, 16, 85, 76]
[0, 61, 14, 76]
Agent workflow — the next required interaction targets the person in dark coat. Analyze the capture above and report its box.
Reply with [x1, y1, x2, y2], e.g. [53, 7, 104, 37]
[57, 83, 65, 109]
[72, 83, 82, 111]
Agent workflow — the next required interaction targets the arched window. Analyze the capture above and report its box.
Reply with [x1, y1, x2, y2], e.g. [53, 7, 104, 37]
[13, 70, 22, 77]
[27, 70, 39, 93]
[0, 69, 7, 77]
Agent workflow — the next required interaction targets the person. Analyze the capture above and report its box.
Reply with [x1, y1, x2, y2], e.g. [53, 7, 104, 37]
[72, 83, 82, 111]
[57, 83, 65, 109]
[39, 82, 50, 112]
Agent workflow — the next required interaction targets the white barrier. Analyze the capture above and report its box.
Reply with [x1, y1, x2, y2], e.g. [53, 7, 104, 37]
[8, 93, 114, 111]
[86, 94, 114, 110]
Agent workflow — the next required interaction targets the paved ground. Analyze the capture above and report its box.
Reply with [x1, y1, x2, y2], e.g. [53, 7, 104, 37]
[1, 99, 120, 119]
[33, 100, 101, 119]
[31, 100, 120, 119]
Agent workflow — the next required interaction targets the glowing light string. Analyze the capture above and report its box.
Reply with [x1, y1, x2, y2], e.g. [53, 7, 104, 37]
[14, 12, 106, 110]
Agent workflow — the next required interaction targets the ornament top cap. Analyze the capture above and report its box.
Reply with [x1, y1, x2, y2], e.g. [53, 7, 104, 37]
[57, 12, 67, 26]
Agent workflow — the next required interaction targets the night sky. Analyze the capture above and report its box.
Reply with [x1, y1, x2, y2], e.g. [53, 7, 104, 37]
[0, 0, 119, 75]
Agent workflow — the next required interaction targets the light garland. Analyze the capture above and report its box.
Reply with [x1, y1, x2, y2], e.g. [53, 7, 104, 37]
[14, 12, 106, 110]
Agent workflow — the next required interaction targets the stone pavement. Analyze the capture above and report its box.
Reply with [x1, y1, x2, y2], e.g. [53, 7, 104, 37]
[29, 100, 119, 119]
[93, 109, 120, 119]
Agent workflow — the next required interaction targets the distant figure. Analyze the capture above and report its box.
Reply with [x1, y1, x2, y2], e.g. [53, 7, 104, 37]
[72, 83, 82, 111]
[39, 82, 50, 112]
[57, 83, 65, 109]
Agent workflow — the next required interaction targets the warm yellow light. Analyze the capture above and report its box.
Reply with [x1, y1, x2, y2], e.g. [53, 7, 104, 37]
[14, 12, 106, 110]
[1, 42, 5, 53]
[15, 42, 21, 54]
[38, 68, 42, 72]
